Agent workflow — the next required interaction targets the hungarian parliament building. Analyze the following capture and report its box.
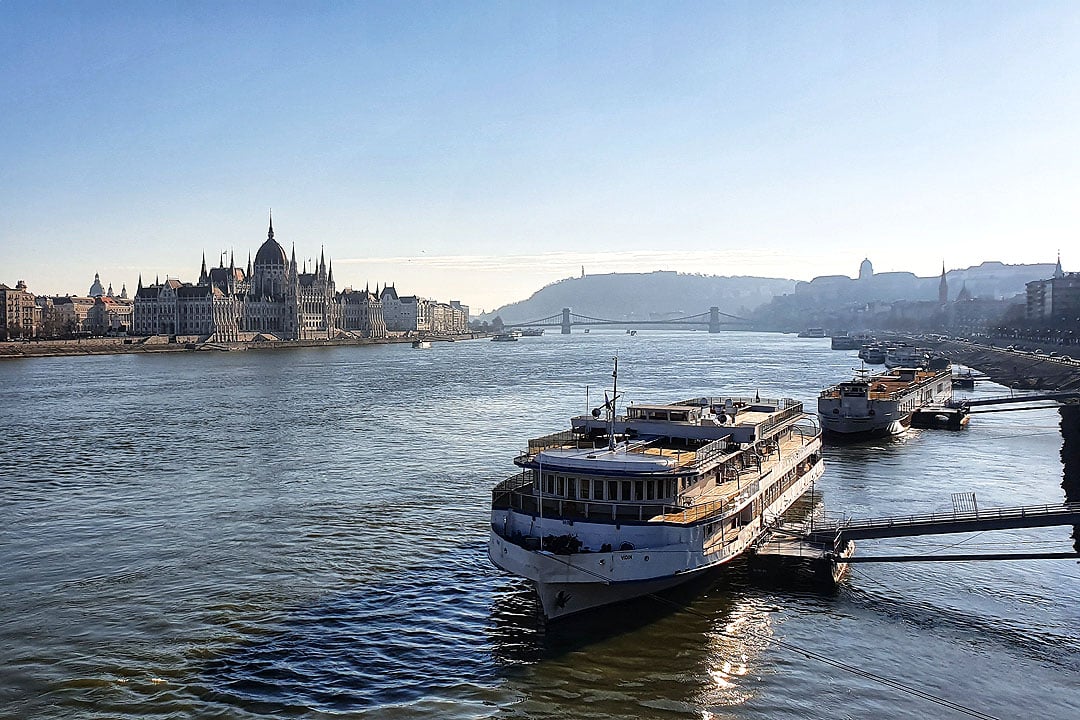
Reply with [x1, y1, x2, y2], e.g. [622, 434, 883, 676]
[132, 216, 468, 341]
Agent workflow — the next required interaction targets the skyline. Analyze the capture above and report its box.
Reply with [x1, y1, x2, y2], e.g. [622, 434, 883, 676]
[3, 2, 1079, 312]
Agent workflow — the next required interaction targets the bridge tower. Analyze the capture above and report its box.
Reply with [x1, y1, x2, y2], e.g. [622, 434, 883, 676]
[709, 306, 721, 333]
[561, 307, 572, 334]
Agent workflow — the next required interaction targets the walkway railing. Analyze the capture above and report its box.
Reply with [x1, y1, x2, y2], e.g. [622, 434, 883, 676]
[809, 502, 1080, 543]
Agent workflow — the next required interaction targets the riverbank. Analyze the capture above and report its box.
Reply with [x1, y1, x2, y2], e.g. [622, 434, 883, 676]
[929, 339, 1080, 391]
[0, 333, 485, 360]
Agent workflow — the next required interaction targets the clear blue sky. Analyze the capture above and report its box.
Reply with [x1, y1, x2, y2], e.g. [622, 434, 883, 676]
[3, 1, 1078, 311]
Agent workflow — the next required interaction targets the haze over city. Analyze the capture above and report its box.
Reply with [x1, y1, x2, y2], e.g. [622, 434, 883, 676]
[3, 2, 1079, 312]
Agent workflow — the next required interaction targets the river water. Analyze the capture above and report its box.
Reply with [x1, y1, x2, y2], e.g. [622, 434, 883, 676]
[1, 332, 1077, 719]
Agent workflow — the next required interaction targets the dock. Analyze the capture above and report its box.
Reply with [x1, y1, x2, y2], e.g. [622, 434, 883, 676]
[752, 502, 1080, 585]
[910, 405, 969, 429]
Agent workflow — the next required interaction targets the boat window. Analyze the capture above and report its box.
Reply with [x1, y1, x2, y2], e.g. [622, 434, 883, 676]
[635, 480, 644, 501]
[670, 411, 688, 421]
[567, 477, 577, 498]
[646, 481, 655, 500]
[579, 479, 589, 499]
[621, 480, 631, 501]
[594, 479, 604, 499]
[557, 476, 565, 496]
[608, 480, 618, 500]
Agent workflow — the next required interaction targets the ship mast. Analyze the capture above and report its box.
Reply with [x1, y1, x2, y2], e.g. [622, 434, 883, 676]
[609, 356, 618, 450]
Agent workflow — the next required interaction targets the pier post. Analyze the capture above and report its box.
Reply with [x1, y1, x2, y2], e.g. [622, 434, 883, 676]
[709, 306, 721, 333]
[562, 307, 572, 334]
[1061, 404, 1080, 552]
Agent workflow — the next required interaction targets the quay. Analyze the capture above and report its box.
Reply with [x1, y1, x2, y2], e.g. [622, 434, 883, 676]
[927, 338, 1080, 391]
[0, 332, 484, 360]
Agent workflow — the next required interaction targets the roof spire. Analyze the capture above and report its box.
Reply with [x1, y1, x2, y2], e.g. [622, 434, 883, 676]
[268, 209, 274, 240]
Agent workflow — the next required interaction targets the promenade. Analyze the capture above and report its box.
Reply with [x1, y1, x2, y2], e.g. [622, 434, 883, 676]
[0, 333, 482, 360]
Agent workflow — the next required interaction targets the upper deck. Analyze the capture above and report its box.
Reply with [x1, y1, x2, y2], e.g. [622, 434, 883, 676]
[517, 396, 805, 477]
[570, 396, 804, 445]
[819, 368, 951, 402]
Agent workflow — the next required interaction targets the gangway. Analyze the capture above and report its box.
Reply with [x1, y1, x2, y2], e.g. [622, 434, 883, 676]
[808, 501, 1080, 545]
[751, 502, 1080, 583]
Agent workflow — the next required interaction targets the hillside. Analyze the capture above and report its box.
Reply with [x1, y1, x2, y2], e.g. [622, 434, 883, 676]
[480, 271, 796, 323]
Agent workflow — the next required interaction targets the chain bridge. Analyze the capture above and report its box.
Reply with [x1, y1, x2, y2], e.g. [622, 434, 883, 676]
[503, 306, 748, 334]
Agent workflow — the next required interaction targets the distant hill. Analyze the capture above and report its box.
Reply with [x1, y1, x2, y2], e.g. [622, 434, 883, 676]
[479, 271, 796, 323]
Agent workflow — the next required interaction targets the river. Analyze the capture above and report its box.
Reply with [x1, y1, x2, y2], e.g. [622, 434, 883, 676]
[1, 331, 1077, 719]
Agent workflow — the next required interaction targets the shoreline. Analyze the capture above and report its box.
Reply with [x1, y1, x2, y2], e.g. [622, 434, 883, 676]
[0, 333, 487, 360]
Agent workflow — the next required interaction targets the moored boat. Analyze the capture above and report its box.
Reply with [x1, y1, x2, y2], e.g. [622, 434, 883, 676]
[818, 366, 953, 438]
[488, 365, 824, 620]
[859, 343, 887, 364]
[830, 334, 861, 350]
[491, 332, 519, 342]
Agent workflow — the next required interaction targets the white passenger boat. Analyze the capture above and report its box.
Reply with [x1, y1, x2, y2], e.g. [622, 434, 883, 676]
[858, 344, 887, 364]
[883, 344, 927, 369]
[488, 364, 823, 620]
[817, 366, 952, 438]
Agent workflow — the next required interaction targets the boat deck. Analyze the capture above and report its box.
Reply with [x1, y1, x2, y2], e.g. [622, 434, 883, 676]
[820, 369, 948, 401]
[651, 431, 810, 524]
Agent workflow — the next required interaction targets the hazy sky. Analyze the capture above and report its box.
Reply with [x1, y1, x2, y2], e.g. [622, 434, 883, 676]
[3, 2, 1078, 312]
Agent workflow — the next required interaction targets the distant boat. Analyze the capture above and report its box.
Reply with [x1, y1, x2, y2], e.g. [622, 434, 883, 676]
[819, 366, 953, 438]
[491, 333, 518, 342]
[521, 328, 544, 336]
[798, 328, 826, 338]
[412, 340, 432, 349]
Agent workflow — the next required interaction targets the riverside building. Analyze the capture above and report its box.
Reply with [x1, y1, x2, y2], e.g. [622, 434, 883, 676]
[133, 215, 387, 341]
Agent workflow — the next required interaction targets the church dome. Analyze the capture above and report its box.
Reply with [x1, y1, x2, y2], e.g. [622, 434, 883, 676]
[254, 213, 287, 266]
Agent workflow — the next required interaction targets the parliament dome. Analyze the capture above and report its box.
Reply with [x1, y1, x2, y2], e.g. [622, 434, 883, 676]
[254, 213, 287, 266]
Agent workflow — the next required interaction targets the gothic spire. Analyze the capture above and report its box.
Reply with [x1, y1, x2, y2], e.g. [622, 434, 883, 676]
[200, 252, 208, 284]
[137, 274, 143, 291]
[328, 260, 334, 284]
[268, 209, 274, 240]
[246, 252, 252, 277]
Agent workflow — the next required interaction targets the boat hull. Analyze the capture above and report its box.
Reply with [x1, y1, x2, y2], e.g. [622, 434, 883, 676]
[819, 412, 910, 438]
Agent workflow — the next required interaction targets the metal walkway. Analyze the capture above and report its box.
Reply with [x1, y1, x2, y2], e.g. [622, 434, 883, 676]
[807, 502, 1080, 545]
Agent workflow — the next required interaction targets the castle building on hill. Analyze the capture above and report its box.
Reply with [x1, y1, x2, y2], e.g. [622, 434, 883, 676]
[133, 214, 386, 340]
